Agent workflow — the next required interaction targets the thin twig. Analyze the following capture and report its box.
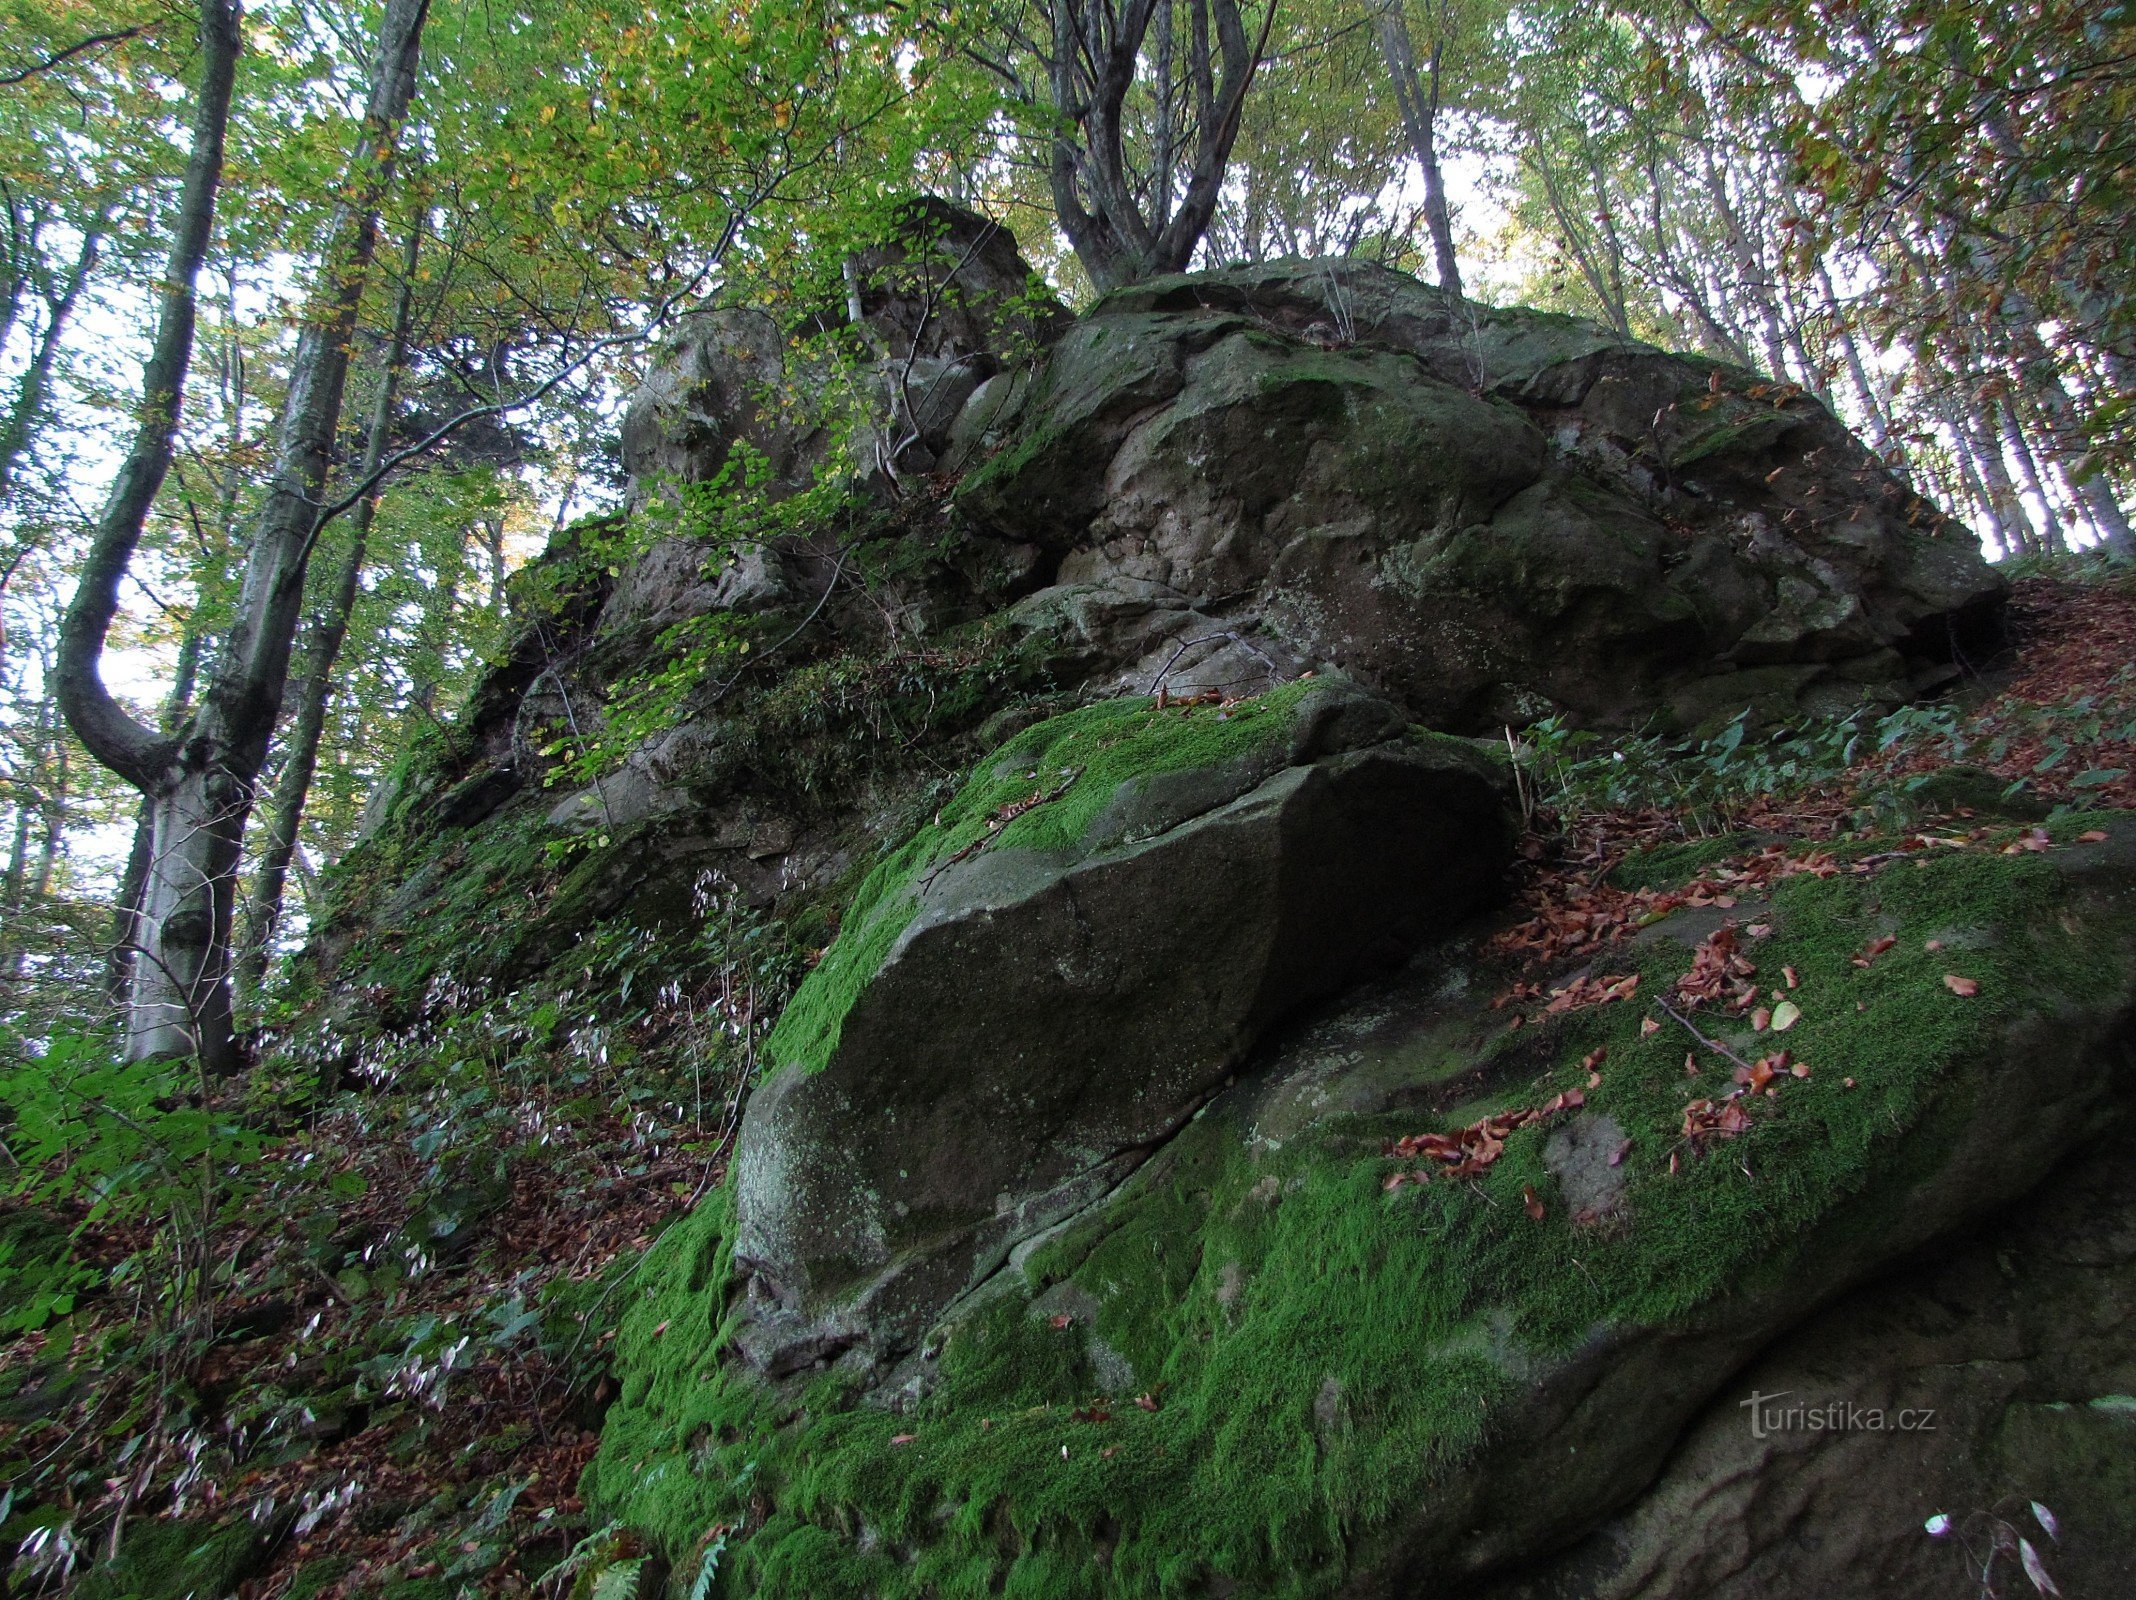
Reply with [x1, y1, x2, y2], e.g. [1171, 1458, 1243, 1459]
[1656, 996, 1759, 1075]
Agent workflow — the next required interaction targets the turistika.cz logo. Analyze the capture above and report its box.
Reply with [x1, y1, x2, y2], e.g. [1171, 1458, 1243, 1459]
[1739, 1390, 1938, 1440]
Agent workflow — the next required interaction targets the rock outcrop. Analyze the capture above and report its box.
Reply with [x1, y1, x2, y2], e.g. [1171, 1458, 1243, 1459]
[301, 209, 2102, 1600]
[956, 261, 2004, 732]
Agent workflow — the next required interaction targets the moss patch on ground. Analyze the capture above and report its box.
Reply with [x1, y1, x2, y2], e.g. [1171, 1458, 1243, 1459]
[586, 818, 2136, 1598]
[762, 683, 1324, 1075]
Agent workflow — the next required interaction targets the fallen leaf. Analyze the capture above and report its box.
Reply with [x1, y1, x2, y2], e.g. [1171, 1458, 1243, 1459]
[1943, 974, 1980, 997]
[1641, 1017, 1661, 1036]
[1843, 1076, 1857, 1088]
[2078, 830, 2108, 843]
[1609, 1138, 1633, 1167]
[2031, 1502, 2060, 1542]
[1588, 1071, 1603, 1088]
[891, 1434, 918, 1446]
[1071, 1406, 1111, 1424]
[1751, 1006, 1772, 1032]
[1924, 939, 1943, 952]
[1924, 1513, 1953, 1537]
[1101, 1446, 1118, 1459]
[1790, 1061, 1812, 1078]
[2019, 1536, 2060, 1596]
[1523, 1185, 1545, 1221]
[1134, 1393, 1160, 1413]
[1771, 999, 1802, 1031]
[1049, 1313, 1073, 1329]
[1783, 965, 1800, 988]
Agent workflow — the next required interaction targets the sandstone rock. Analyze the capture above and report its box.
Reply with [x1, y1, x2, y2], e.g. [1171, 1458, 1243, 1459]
[727, 680, 1516, 1375]
[956, 258, 2006, 731]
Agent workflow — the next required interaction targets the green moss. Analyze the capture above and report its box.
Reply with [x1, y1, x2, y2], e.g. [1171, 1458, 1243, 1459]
[763, 683, 1321, 1075]
[589, 819, 2136, 1597]
[1606, 833, 1756, 891]
[72, 1518, 261, 1600]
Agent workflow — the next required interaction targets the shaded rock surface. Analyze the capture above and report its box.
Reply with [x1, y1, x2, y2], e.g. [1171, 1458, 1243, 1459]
[957, 259, 2004, 730]
[1480, 1123, 2136, 1600]
[729, 680, 1517, 1376]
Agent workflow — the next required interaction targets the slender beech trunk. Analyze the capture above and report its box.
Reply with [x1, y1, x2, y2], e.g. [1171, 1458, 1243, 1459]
[238, 224, 422, 994]
[2014, 346, 2134, 554]
[52, 0, 240, 1055]
[1999, 400, 2066, 553]
[1370, 0, 1461, 297]
[1, 699, 51, 984]
[1814, 260, 1889, 450]
[57, 0, 430, 1069]
[0, 215, 105, 504]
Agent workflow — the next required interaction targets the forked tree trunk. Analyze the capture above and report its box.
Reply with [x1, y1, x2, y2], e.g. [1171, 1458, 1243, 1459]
[57, 0, 430, 1067]
[1042, 0, 1274, 290]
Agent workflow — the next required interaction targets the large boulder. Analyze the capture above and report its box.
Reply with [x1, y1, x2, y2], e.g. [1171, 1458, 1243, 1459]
[728, 679, 1516, 1376]
[956, 259, 2006, 732]
[586, 813, 2136, 1599]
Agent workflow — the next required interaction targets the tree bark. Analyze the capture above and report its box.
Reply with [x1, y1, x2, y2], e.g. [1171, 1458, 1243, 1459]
[237, 223, 422, 994]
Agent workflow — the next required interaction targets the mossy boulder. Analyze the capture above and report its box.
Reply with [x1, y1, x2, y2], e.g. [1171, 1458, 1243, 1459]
[587, 815, 2136, 1598]
[729, 679, 1517, 1376]
[955, 257, 2004, 732]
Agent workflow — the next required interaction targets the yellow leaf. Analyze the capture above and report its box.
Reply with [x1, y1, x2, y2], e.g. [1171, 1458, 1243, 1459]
[1770, 999, 1802, 1032]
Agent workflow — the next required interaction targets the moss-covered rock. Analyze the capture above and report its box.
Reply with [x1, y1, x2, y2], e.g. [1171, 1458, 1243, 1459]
[955, 257, 2004, 733]
[585, 815, 2136, 1598]
[729, 679, 1516, 1375]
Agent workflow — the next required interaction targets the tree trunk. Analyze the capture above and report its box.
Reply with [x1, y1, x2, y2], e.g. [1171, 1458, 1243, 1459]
[1370, 1, 1461, 297]
[57, 0, 431, 1067]
[109, 606, 206, 1001]
[127, 761, 248, 1061]
[1999, 400, 2067, 553]
[238, 223, 422, 994]
[1814, 259, 1889, 450]
[0, 215, 104, 504]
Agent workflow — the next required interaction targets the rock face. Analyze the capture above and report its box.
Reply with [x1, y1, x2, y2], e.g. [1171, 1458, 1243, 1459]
[957, 260, 2004, 730]
[619, 197, 1071, 504]
[586, 814, 2136, 1600]
[1484, 1122, 2136, 1600]
[729, 680, 1516, 1376]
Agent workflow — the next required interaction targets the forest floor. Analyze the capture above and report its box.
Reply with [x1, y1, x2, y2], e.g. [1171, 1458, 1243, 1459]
[1, 567, 2132, 1600]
